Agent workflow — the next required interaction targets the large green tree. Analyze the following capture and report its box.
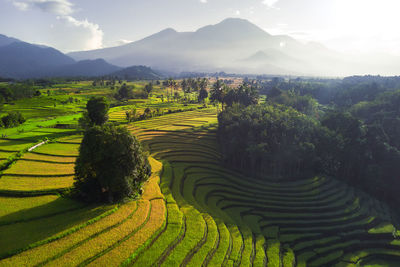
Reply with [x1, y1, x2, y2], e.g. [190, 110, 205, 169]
[86, 96, 109, 126]
[74, 125, 151, 203]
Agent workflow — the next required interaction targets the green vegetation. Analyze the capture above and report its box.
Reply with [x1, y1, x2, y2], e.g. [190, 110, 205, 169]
[74, 125, 151, 203]
[1, 111, 25, 128]
[0, 77, 399, 267]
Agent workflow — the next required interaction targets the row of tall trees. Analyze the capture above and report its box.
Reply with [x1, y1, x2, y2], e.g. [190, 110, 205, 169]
[210, 80, 259, 111]
[218, 104, 321, 178]
[162, 78, 209, 103]
[0, 83, 36, 104]
[218, 76, 400, 210]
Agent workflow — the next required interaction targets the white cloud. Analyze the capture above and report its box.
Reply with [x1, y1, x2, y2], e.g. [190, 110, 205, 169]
[13, 1, 29, 10]
[33, 0, 74, 15]
[55, 15, 103, 51]
[200, 0, 207, 3]
[113, 39, 132, 46]
[12, 0, 74, 15]
[11, 0, 104, 51]
[235, 10, 241, 15]
[262, 0, 279, 8]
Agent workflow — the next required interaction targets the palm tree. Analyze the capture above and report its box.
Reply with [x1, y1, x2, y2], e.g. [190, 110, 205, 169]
[210, 79, 227, 112]
[166, 78, 176, 102]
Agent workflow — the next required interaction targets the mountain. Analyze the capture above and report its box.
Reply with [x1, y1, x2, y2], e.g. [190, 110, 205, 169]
[68, 18, 349, 76]
[3, 19, 399, 77]
[0, 34, 20, 47]
[109, 66, 162, 80]
[49, 59, 122, 78]
[0, 38, 123, 79]
[68, 18, 400, 76]
[0, 41, 75, 79]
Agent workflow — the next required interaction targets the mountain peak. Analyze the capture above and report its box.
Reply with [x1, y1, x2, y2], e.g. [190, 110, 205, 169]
[153, 28, 178, 38]
[160, 28, 177, 34]
[195, 17, 270, 41]
[140, 27, 178, 43]
[219, 17, 254, 25]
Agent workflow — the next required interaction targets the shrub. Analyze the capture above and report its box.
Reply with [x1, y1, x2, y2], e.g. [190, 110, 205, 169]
[1, 111, 25, 128]
[74, 125, 151, 203]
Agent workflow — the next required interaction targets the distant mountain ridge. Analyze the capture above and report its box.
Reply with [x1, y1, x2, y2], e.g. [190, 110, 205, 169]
[0, 35, 157, 79]
[110, 66, 162, 81]
[68, 18, 400, 76]
[0, 41, 75, 79]
[67, 18, 343, 76]
[0, 34, 20, 47]
[2, 18, 400, 77]
[49, 59, 122, 78]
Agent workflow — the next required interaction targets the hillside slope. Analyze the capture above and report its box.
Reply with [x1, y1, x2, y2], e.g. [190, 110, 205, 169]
[0, 42, 75, 79]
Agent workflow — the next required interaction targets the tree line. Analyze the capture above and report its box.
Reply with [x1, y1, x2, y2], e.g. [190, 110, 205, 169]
[217, 76, 400, 211]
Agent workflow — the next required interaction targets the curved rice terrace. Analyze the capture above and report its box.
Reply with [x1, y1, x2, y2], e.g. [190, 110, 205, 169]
[0, 108, 399, 266]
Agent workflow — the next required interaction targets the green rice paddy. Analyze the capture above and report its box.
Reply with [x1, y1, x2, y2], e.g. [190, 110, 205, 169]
[0, 83, 399, 266]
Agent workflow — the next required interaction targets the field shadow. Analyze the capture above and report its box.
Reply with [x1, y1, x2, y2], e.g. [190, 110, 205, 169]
[0, 197, 111, 259]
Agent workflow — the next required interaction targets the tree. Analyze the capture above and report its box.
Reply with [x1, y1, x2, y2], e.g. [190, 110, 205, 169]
[224, 83, 259, 108]
[1, 111, 25, 128]
[210, 79, 228, 111]
[217, 103, 321, 178]
[143, 107, 152, 119]
[166, 78, 177, 102]
[0, 94, 4, 113]
[181, 79, 188, 94]
[144, 83, 153, 95]
[116, 83, 134, 100]
[74, 125, 151, 203]
[198, 87, 208, 103]
[86, 96, 109, 126]
[198, 78, 208, 103]
[321, 111, 366, 182]
[125, 106, 137, 122]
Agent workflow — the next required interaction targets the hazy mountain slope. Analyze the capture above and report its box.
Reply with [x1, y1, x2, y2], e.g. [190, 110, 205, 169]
[0, 42, 75, 79]
[68, 18, 343, 75]
[110, 65, 162, 80]
[49, 59, 121, 78]
[0, 39, 124, 79]
[0, 34, 20, 47]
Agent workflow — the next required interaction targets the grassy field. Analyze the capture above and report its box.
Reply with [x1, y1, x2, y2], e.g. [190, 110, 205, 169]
[0, 81, 399, 266]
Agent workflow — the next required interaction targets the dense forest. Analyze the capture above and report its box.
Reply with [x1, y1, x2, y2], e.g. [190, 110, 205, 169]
[217, 75, 400, 212]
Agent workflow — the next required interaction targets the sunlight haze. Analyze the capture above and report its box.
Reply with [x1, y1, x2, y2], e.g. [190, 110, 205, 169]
[1, 0, 399, 56]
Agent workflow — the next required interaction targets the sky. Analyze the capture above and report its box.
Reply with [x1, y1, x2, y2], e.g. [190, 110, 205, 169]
[1, 0, 400, 55]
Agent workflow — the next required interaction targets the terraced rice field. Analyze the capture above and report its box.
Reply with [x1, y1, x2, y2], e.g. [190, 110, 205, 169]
[1, 108, 399, 266]
[0, 139, 34, 165]
[0, 137, 81, 194]
[109, 108, 144, 122]
[126, 109, 400, 266]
